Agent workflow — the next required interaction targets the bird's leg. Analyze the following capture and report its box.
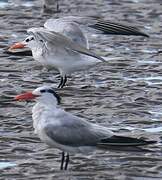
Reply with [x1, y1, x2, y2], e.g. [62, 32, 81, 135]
[60, 151, 65, 170]
[60, 75, 67, 88]
[64, 153, 69, 170]
[57, 76, 63, 88]
[58, 75, 67, 88]
[56, 0, 59, 12]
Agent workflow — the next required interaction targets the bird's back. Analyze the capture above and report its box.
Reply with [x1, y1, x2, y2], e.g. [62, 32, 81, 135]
[44, 19, 89, 48]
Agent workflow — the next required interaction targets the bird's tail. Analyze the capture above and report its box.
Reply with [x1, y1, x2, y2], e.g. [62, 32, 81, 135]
[97, 135, 156, 152]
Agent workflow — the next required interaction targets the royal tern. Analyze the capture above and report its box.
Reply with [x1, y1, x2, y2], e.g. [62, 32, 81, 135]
[15, 86, 156, 170]
[10, 16, 149, 88]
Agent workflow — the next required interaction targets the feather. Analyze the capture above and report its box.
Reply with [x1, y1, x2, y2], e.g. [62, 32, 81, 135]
[28, 27, 105, 62]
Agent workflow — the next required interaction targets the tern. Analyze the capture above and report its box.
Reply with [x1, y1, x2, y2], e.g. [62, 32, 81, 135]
[15, 86, 156, 170]
[10, 16, 149, 88]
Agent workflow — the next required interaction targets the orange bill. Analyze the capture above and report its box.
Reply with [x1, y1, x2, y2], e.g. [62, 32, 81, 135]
[14, 92, 38, 101]
[9, 42, 26, 50]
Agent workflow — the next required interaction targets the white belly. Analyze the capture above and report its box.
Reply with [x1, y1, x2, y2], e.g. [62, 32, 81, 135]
[32, 48, 100, 75]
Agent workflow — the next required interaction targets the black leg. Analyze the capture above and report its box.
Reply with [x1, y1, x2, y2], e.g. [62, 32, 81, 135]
[64, 153, 69, 170]
[61, 75, 67, 88]
[60, 75, 67, 88]
[56, 0, 59, 11]
[60, 151, 65, 170]
[57, 76, 63, 88]
[58, 75, 67, 88]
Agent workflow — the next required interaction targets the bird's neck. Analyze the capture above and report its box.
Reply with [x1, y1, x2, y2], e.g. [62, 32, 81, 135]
[33, 95, 58, 113]
[32, 101, 59, 134]
[32, 46, 43, 59]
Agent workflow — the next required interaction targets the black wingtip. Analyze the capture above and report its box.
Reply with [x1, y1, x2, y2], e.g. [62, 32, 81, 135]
[101, 30, 149, 38]
[98, 135, 156, 147]
[144, 140, 157, 145]
[142, 33, 150, 38]
[90, 20, 149, 38]
[134, 32, 149, 38]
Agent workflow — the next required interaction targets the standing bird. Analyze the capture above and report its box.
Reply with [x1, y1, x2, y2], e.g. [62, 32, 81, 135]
[15, 86, 156, 170]
[10, 16, 149, 88]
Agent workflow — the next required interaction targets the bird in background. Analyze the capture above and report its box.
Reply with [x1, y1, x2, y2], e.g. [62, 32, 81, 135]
[43, 0, 60, 13]
[9, 16, 149, 88]
[14, 86, 156, 170]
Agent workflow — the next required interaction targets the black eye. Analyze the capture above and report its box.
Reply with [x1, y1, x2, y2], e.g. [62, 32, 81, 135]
[26, 37, 34, 42]
[40, 89, 46, 93]
[26, 38, 29, 42]
[39, 39, 43, 43]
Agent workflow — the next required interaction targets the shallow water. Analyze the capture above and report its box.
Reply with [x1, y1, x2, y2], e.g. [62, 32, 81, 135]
[1, 0, 162, 179]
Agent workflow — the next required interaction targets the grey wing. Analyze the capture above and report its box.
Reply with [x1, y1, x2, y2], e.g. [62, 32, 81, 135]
[27, 27, 105, 62]
[44, 124, 97, 147]
[44, 125, 96, 147]
[43, 115, 111, 147]
[46, 16, 149, 37]
[44, 18, 88, 48]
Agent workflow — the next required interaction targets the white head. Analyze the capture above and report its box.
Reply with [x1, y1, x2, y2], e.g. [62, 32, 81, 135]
[23, 35, 40, 50]
[9, 35, 44, 52]
[15, 86, 61, 106]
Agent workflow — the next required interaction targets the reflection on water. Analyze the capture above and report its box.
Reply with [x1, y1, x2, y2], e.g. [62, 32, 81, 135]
[0, 1, 9, 8]
[149, 110, 162, 117]
[138, 60, 162, 64]
[0, 0, 35, 9]
[10, 1, 34, 7]
[123, 76, 162, 85]
[142, 126, 162, 133]
[140, 49, 158, 54]
[0, 162, 16, 169]
[123, 126, 162, 133]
